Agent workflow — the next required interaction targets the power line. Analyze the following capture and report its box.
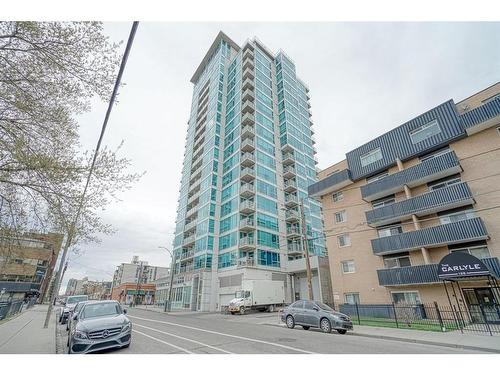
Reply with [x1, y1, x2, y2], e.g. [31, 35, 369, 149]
[44, 21, 139, 328]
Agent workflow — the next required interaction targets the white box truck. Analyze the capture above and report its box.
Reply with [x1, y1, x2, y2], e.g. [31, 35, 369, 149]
[228, 280, 285, 314]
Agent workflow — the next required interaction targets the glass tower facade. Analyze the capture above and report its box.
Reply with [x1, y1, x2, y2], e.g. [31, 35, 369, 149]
[172, 32, 325, 311]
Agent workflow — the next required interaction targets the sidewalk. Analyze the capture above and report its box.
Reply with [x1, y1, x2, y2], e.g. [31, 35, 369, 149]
[132, 304, 216, 316]
[0, 304, 56, 354]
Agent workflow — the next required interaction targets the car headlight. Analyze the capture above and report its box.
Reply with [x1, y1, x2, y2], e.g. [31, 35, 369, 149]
[122, 322, 131, 332]
[74, 330, 88, 339]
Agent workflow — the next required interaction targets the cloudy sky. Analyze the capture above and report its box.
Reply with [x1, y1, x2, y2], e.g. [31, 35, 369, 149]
[60, 22, 500, 290]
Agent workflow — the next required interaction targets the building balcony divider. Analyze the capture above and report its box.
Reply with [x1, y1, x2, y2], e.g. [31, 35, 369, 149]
[371, 217, 488, 255]
[361, 151, 462, 202]
[366, 182, 474, 227]
[377, 257, 500, 286]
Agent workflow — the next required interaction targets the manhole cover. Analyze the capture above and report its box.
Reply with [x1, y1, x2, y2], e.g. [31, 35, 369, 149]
[277, 338, 297, 343]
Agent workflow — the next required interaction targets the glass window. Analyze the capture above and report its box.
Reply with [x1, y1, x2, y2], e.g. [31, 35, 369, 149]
[366, 171, 388, 184]
[341, 260, 355, 273]
[332, 191, 344, 202]
[257, 213, 279, 232]
[257, 230, 279, 249]
[372, 196, 395, 209]
[409, 120, 441, 144]
[257, 195, 278, 214]
[303, 301, 315, 310]
[420, 146, 450, 162]
[378, 225, 403, 238]
[256, 180, 277, 199]
[429, 176, 461, 191]
[344, 293, 360, 305]
[291, 301, 304, 309]
[384, 256, 411, 269]
[334, 210, 346, 223]
[439, 209, 475, 225]
[257, 249, 280, 267]
[450, 246, 491, 259]
[360, 148, 383, 167]
[391, 291, 421, 305]
[337, 234, 351, 247]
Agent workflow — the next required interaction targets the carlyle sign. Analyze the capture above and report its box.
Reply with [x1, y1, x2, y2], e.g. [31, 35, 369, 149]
[437, 252, 491, 279]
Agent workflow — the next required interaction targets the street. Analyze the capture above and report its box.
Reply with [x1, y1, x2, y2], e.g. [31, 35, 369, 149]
[55, 307, 491, 354]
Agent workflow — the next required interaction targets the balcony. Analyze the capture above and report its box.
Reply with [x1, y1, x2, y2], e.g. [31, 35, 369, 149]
[240, 200, 255, 214]
[242, 88, 254, 102]
[184, 220, 197, 232]
[239, 218, 255, 231]
[241, 113, 255, 126]
[240, 167, 255, 182]
[241, 100, 255, 114]
[284, 179, 297, 192]
[366, 182, 474, 227]
[308, 168, 352, 198]
[242, 56, 254, 71]
[243, 48, 254, 60]
[242, 67, 255, 81]
[242, 77, 254, 91]
[285, 194, 299, 207]
[179, 250, 195, 261]
[287, 243, 303, 254]
[371, 217, 489, 256]
[286, 209, 300, 223]
[283, 166, 296, 179]
[282, 152, 295, 166]
[239, 236, 256, 250]
[0, 281, 41, 293]
[183, 234, 196, 246]
[287, 226, 302, 239]
[360, 151, 462, 202]
[241, 138, 255, 152]
[241, 152, 255, 167]
[239, 183, 255, 197]
[377, 257, 500, 286]
[237, 257, 256, 268]
[460, 97, 500, 135]
[241, 125, 255, 139]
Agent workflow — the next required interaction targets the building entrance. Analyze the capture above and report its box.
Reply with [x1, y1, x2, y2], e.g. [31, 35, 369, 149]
[463, 287, 500, 324]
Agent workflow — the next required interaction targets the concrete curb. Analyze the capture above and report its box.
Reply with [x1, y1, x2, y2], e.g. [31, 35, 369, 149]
[349, 332, 500, 354]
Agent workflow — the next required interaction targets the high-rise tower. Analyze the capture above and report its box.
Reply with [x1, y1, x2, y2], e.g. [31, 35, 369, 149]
[172, 32, 328, 311]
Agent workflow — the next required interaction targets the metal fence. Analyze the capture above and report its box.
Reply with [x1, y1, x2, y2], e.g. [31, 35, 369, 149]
[0, 297, 38, 321]
[338, 302, 500, 336]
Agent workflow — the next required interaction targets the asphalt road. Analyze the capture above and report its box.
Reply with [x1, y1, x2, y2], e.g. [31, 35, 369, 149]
[54, 307, 488, 354]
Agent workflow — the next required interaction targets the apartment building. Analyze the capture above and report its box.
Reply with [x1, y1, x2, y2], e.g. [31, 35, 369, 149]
[0, 232, 63, 301]
[171, 32, 329, 311]
[309, 83, 500, 313]
[112, 256, 168, 287]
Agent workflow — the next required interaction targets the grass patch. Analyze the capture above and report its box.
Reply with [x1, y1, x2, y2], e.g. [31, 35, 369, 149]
[352, 317, 459, 332]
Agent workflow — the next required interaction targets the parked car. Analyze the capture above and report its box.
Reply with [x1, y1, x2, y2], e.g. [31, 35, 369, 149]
[281, 300, 353, 334]
[67, 300, 131, 354]
[66, 300, 88, 331]
[59, 295, 88, 324]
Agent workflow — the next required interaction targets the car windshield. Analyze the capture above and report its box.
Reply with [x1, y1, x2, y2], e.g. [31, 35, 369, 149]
[67, 296, 88, 304]
[81, 303, 121, 319]
[316, 302, 335, 311]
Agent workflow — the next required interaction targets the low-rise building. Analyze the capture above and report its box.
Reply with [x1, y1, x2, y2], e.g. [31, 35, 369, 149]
[112, 256, 168, 287]
[0, 232, 63, 301]
[309, 83, 500, 316]
[111, 282, 156, 305]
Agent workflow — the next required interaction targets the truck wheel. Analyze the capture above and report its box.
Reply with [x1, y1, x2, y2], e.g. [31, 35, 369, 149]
[286, 315, 295, 329]
[240, 306, 245, 315]
[268, 304, 275, 313]
[320, 318, 331, 333]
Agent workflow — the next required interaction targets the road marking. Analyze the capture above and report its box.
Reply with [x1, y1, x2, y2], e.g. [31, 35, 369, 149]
[133, 323, 233, 354]
[128, 315, 317, 354]
[132, 329, 194, 354]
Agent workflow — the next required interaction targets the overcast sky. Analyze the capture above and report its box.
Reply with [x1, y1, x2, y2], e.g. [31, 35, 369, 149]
[60, 22, 500, 291]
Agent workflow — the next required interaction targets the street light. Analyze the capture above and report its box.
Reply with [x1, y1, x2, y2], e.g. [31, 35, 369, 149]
[158, 246, 175, 312]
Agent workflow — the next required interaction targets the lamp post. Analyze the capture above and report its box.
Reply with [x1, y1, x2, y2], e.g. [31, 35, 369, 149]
[158, 246, 175, 312]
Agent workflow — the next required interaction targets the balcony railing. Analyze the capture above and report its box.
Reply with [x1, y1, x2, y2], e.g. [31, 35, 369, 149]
[366, 182, 474, 227]
[460, 97, 500, 131]
[287, 243, 302, 253]
[377, 257, 500, 286]
[360, 151, 461, 202]
[371, 217, 489, 255]
[0, 281, 41, 293]
[239, 183, 255, 196]
[308, 168, 352, 198]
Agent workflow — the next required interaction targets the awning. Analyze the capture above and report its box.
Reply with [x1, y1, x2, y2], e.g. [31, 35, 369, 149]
[438, 252, 492, 280]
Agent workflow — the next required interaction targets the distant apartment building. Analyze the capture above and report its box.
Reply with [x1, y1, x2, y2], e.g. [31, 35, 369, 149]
[112, 256, 169, 287]
[309, 83, 500, 314]
[154, 275, 171, 306]
[0, 232, 63, 301]
[65, 278, 78, 295]
[171, 32, 329, 312]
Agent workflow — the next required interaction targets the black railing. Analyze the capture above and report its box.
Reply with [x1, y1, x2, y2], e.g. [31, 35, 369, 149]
[366, 182, 473, 227]
[371, 217, 488, 255]
[361, 150, 461, 201]
[0, 297, 37, 321]
[338, 302, 500, 335]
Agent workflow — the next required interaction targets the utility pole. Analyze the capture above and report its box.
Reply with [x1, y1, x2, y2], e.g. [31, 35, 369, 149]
[159, 246, 175, 312]
[299, 199, 314, 301]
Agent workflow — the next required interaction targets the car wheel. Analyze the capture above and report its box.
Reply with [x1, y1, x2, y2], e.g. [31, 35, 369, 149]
[240, 306, 245, 315]
[302, 326, 310, 330]
[320, 318, 331, 333]
[336, 329, 347, 335]
[286, 315, 295, 329]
